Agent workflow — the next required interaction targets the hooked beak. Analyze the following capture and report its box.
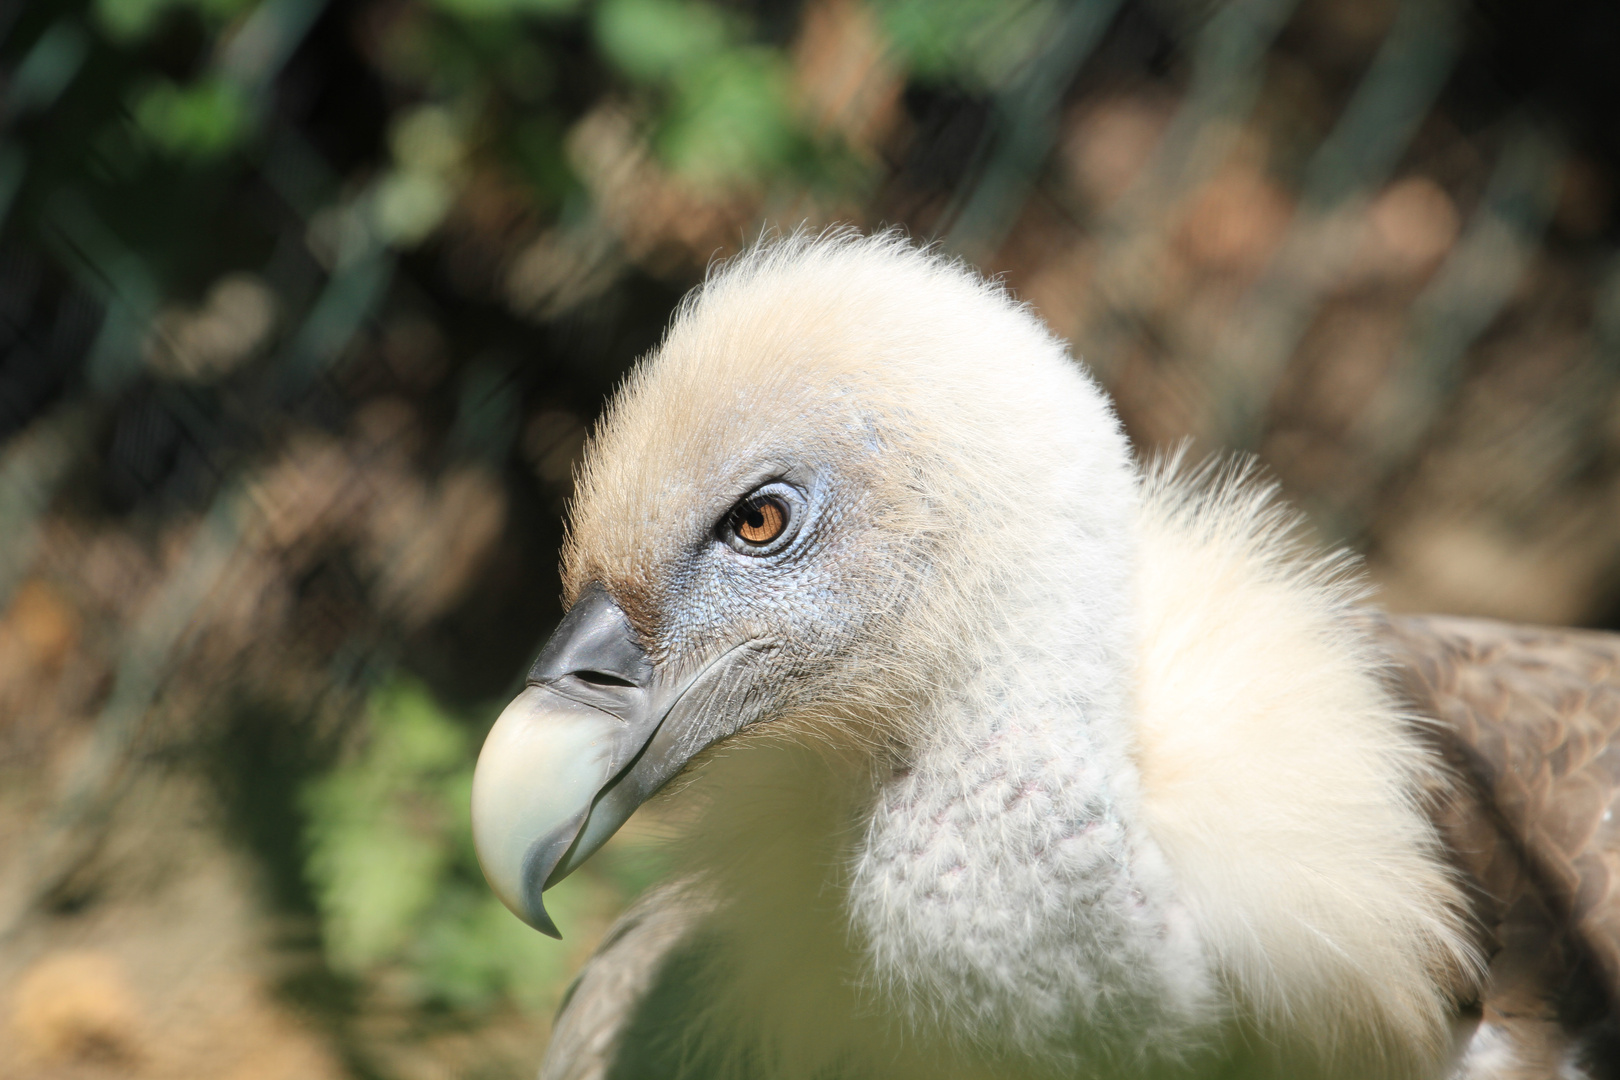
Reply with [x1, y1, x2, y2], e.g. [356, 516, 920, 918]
[470, 586, 752, 938]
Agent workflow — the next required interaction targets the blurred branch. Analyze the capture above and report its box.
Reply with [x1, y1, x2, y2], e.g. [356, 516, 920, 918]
[0, 483, 248, 942]
[1490, 254, 1620, 520]
[1207, 0, 1460, 448]
[217, 0, 329, 94]
[1329, 119, 1564, 536]
[276, 246, 394, 398]
[0, 144, 25, 228]
[1076, 0, 1301, 380]
[261, 121, 340, 217]
[1112, 0, 1300, 218]
[2, 18, 89, 124]
[945, 0, 1126, 261]
[0, 404, 90, 611]
[42, 190, 161, 396]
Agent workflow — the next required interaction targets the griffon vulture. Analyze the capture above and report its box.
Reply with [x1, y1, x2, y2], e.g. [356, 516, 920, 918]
[470, 232, 1620, 1080]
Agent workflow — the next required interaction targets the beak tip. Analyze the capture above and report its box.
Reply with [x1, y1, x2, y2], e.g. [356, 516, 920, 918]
[531, 901, 563, 940]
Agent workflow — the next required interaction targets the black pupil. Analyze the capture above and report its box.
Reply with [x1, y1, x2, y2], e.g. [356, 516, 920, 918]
[745, 508, 765, 529]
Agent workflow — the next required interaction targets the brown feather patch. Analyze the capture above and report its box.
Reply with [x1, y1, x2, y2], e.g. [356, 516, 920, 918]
[1367, 612, 1620, 1072]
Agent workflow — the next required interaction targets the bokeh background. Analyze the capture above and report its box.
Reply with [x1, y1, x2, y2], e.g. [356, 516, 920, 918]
[2, 0, 1619, 1075]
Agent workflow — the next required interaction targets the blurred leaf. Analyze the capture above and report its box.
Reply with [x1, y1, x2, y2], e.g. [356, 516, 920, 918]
[305, 793, 448, 972]
[368, 105, 468, 246]
[94, 0, 255, 42]
[391, 104, 467, 175]
[497, 39, 557, 102]
[371, 679, 469, 772]
[302, 680, 467, 974]
[428, 0, 583, 21]
[874, 0, 1062, 86]
[297, 676, 651, 1016]
[510, 116, 575, 203]
[94, 0, 170, 40]
[661, 50, 795, 186]
[372, 169, 456, 246]
[595, 0, 728, 83]
[9, 22, 90, 117]
[131, 77, 250, 159]
[413, 884, 573, 1010]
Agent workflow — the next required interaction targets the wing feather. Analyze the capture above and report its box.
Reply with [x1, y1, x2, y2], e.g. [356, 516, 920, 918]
[543, 882, 714, 1080]
[1367, 612, 1620, 1076]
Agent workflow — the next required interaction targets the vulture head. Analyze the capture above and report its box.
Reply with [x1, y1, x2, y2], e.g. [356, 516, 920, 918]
[471, 233, 1507, 1078]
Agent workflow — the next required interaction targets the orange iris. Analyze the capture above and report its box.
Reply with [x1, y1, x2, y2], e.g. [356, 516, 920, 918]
[736, 498, 787, 544]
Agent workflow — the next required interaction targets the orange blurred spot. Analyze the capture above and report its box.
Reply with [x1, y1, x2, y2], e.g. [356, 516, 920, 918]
[9, 950, 142, 1066]
[1063, 96, 1171, 209]
[1367, 176, 1458, 278]
[3, 580, 79, 671]
[1179, 166, 1292, 274]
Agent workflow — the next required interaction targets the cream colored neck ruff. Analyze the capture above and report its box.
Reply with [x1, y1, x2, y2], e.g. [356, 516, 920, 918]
[1132, 460, 1481, 1076]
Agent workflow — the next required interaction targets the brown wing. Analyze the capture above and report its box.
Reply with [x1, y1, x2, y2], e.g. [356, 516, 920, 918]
[1367, 611, 1620, 1074]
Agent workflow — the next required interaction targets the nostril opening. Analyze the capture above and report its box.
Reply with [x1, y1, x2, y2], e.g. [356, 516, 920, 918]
[573, 670, 635, 688]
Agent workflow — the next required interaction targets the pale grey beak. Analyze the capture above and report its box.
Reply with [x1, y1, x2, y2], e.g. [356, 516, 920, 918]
[471, 586, 749, 938]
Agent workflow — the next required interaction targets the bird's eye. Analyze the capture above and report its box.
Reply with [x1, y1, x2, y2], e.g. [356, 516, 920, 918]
[718, 484, 804, 555]
[730, 495, 789, 546]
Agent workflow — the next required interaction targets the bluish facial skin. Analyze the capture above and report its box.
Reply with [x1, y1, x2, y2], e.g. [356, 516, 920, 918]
[471, 421, 928, 937]
[595, 409, 927, 692]
[654, 465, 848, 669]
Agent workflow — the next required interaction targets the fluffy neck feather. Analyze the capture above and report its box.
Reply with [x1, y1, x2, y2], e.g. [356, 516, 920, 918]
[1131, 462, 1481, 1076]
[847, 583, 1216, 1071]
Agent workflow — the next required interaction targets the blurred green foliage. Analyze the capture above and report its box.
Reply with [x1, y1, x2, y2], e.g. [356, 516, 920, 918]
[132, 77, 250, 158]
[302, 679, 664, 1012]
[94, 0, 255, 42]
[590, 0, 799, 183]
[429, 0, 581, 20]
[75, 0, 839, 190]
[596, 0, 728, 81]
[661, 48, 796, 183]
[874, 0, 1061, 86]
[0, 0, 886, 405]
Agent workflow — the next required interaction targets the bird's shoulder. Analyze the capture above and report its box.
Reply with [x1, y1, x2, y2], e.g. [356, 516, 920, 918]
[542, 881, 722, 1080]
[1364, 610, 1620, 1075]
